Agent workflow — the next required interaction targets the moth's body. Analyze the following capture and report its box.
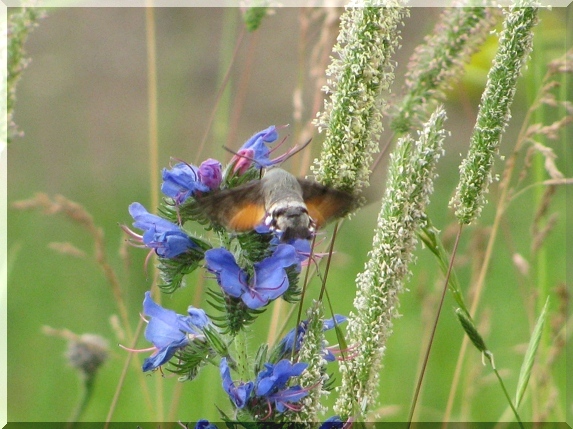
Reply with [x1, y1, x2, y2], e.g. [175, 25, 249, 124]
[197, 168, 354, 242]
[261, 169, 313, 241]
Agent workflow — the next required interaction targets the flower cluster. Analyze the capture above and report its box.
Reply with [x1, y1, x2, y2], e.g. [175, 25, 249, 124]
[205, 244, 300, 310]
[220, 357, 309, 418]
[122, 126, 348, 422]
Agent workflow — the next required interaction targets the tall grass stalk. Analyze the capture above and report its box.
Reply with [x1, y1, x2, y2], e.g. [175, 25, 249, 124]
[6, 4, 45, 146]
[312, 2, 408, 195]
[335, 107, 446, 420]
[392, 4, 499, 134]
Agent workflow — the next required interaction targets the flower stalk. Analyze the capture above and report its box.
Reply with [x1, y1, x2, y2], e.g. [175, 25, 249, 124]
[312, 2, 408, 194]
[392, 4, 499, 134]
[451, 4, 539, 224]
[335, 107, 447, 419]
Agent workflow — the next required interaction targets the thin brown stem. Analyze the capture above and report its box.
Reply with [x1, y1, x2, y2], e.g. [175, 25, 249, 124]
[408, 223, 463, 425]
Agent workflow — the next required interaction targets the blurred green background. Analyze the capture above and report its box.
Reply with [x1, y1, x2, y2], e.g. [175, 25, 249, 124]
[7, 6, 571, 424]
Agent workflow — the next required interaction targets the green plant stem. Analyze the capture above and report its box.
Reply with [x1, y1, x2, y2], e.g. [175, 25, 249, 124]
[67, 376, 96, 428]
[105, 320, 148, 427]
[490, 358, 524, 428]
[408, 223, 463, 425]
[235, 330, 249, 382]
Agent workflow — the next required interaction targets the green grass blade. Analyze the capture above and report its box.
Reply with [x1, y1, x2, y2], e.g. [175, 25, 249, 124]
[419, 221, 470, 316]
[515, 296, 549, 408]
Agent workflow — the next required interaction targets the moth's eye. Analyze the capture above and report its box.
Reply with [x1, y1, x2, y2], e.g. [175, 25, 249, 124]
[273, 207, 287, 218]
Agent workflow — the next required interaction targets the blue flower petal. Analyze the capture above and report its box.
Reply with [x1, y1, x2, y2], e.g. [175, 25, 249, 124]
[198, 159, 222, 190]
[195, 420, 219, 429]
[270, 385, 309, 413]
[130, 203, 197, 258]
[323, 314, 347, 331]
[240, 244, 299, 309]
[220, 358, 254, 409]
[142, 343, 181, 372]
[255, 359, 308, 396]
[205, 248, 248, 298]
[319, 416, 344, 429]
[161, 163, 209, 203]
[187, 306, 210, 329]
[143, 292, 190, 348]
[130, 202, 180, 233]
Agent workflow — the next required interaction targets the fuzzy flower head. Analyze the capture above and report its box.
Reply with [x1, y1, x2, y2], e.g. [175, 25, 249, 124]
[335, 107, 446, 418]
[43, 326, 109, 380]
[312, 4, 408, 194]
[161, 158, 222, 204]
[451, 5, 538, 224]
[204, 244, 300, 309]
[126, 202, 198, 258]
[392, 6, 498, 134]
[65, 333, 109, 379]
[141, 291, 209, 372]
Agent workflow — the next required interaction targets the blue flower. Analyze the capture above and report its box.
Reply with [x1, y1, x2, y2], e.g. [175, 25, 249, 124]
[254, 359, 309, 413]
[195, 420, 218, 429]
[128, 202, 198, 258]
[204, 244, 300, 309]
[231, 126, 279, 174]
[161, 158, 222, 204]
[255, 359, 308, 396]
[268, 385, 309, 413]
[277, 315, 347, 362]
[270, 234, 312, 263]
[141, 292, 209, 371]
[319, 416, 344, 429]
[220, 357, 254, 409]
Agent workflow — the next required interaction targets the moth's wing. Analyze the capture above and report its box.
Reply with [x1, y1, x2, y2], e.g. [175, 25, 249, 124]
[197, 181, 266, 231]
[298, 179, 355, 228]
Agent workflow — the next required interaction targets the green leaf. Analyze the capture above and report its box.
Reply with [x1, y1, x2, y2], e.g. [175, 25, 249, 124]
[242, 6, 268, 32]
[515, 297, 549, 408]
[418, 221, 470, 315]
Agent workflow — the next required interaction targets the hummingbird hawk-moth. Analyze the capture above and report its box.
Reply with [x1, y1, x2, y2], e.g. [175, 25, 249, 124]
[197, 168, 355, 242]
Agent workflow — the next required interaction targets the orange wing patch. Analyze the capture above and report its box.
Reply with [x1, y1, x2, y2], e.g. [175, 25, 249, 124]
[299, 179, 356, 228]
[227, 202, 266, 231]
[305, 194, 351, 228]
